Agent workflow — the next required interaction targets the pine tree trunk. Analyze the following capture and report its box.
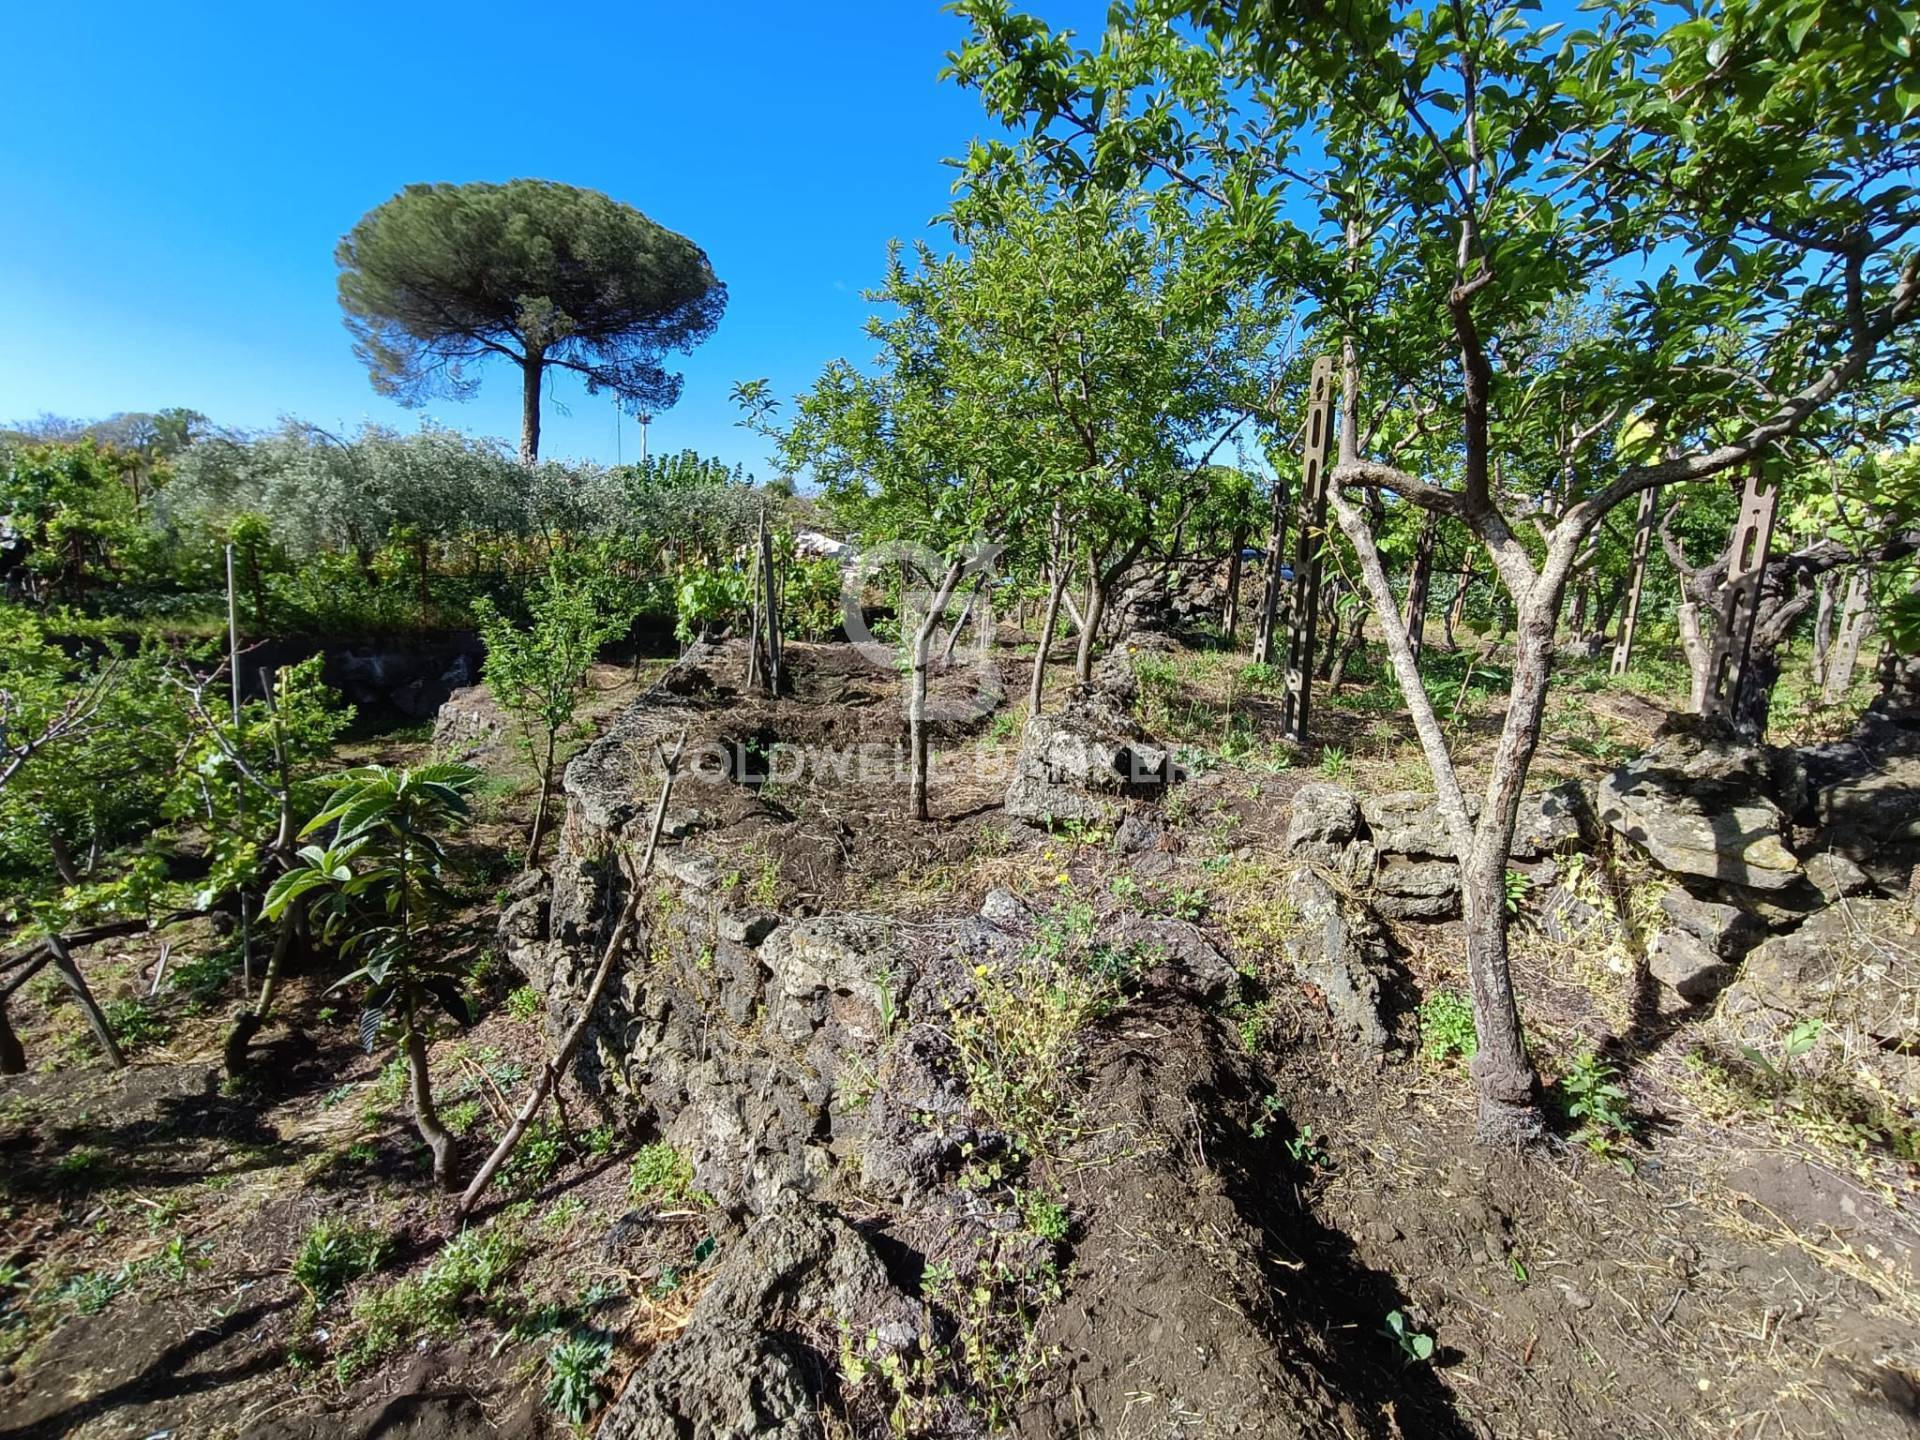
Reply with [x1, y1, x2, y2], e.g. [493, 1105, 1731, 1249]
[518, 350, 544, 467]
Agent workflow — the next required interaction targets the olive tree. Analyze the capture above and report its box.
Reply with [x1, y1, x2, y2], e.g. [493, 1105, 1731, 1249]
[951, 0, 1920, 1141]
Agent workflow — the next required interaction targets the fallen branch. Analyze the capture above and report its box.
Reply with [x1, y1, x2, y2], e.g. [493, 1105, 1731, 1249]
[455, 728, 687, 1220]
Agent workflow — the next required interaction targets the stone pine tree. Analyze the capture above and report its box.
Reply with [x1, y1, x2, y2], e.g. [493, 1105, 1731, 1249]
[336, 180, 727, 465]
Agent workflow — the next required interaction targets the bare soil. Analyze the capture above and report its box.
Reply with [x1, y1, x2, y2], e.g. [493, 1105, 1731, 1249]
[3, 630, 1915, 1439]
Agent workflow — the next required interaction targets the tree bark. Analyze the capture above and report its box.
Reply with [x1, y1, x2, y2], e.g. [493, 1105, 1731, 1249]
[404, 996, 457, 1190]
[46, 824, 81, 888]
[1461, 600, 1558, 1144]
[1405, 513, 1438, 659]
[1677, 601, 1713, 712]
[911, 561, 966, 821]
[1325, 605, 1366, 692]
[1074, 562, 1107, 683]
[518, 350, 545, 467]
[48, 937, 125, 1070]
[0, 998, 25, 1074]
[527, 730, 558, 865]
[1029, 567, 1067, 717]
[1810, 573, 1835, 688]
[1222, 524, 1245, 639]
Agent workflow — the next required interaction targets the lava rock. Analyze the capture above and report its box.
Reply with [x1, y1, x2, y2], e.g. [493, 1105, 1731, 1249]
[1284, 869, 1391, 1052]
[1648, 928, 1735, 1003]
[1658, 888, 1766, 962]
[1005, 685, 1181, 826]
[1596, 722, 1801, 890]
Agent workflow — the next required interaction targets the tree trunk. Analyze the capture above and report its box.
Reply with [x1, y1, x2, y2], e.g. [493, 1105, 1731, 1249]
[1222, 524, 1245, 639]
[1325, 606, 1366, 692]
[1445, 553, 1476, 648]
[910, 561, 966, 821]
[1733, 646, 1782, 740]
[404, 997, 457, 1191]
[48, 937, 126, 1070]
[1328, 484, 1541, 1145]
[527, 730, 558, 866]
[1074, 564, 1107, 683]
[1030, 568, 1067, 717]
[225, 884, 305, 1077]
[518, 350, 545, 467]
[1677, 601, 1713, 712]
[1405, 514, 1438, 659]
[1459, 602, 1559, 1144]
[1823, 570, 1872, 703]
[46, 824, 81, 888]
[0, 998, 25, 1074]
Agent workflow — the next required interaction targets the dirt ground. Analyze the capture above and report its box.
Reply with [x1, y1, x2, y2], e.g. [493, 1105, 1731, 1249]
[3, 629, 1916, 1439]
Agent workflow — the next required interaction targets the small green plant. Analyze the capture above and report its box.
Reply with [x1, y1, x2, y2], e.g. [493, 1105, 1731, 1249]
[1380, 1309, 1435, 1366]
[56, 1267, 129, 1315]
[1108, 873, 1142, 907]
[544, 1331, 613, 1425]
[103, 997, 171, 1050]
[628, 1142, 699, 1205]
[1250, 1092, 1285, 1139]
[339, 1222, 527, 1382]
[1019, 1189, 1070, 1243]
[500, 1120, 568, 1194]
[1284, 1125, 1329, 1169]
[1163, 885, 1208, 921]
[506, 985, 543, 1021]
[1555, 1050, 1633, 1157]
[1740, 1017, 1825, 1091]
[1503, 868, 1531, 915]
[1317, 746, 1351, 780]
[1418, 989, 1478, 1064]
[292, 1218, 392, 1302]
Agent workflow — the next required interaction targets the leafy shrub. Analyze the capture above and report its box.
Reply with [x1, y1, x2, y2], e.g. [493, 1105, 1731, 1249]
[292, 1218, 392, 1302]
[1019, 1190, 1070, 1243]
[1419, 989, 1478, 1064]
[499, 1120, 566, 1194]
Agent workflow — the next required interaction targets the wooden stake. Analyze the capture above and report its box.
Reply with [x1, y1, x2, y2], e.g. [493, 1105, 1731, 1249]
[47, 936, 125, 1070]
[455, 729, 687, 1219]
[1610, 484, 1658, 677]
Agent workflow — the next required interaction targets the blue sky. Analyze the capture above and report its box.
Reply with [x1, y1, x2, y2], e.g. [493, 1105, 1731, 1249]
[0, 2, 1080, 477]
